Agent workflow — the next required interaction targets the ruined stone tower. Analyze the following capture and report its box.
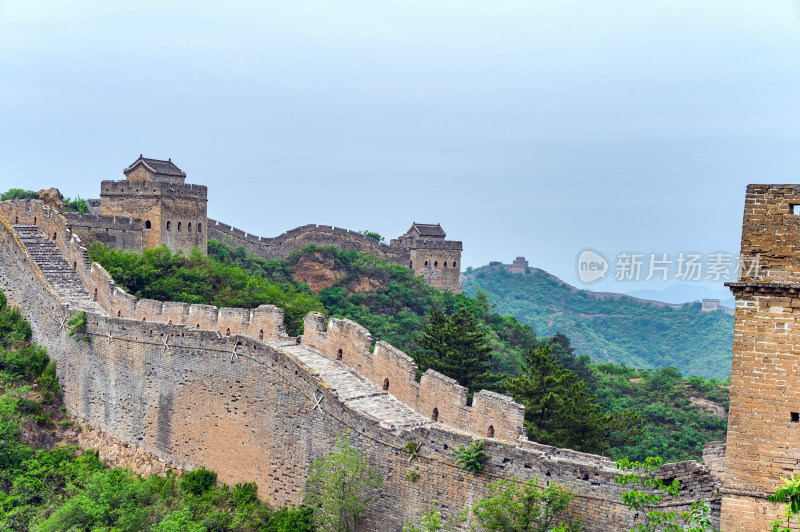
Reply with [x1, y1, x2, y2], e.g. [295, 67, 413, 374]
[722, 184, 800, 530]
[391, 223, 462, 293]
[99, 156, 208, 255]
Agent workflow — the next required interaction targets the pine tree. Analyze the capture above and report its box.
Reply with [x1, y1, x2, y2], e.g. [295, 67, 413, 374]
[505, 343, 641, 456]
[412, 308, 501, 398]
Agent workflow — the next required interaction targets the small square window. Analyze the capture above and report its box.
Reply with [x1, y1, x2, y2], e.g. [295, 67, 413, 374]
[791, 412, 799, 423]
[792, 205, 800, 215]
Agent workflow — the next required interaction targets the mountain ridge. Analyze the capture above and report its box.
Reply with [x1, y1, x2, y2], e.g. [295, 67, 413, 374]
[463, 264, 734, 380]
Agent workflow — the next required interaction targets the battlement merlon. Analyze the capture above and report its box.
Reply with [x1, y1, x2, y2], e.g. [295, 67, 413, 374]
[63, 212, 144, 230]
[389, 238, 463, 251]
[734, 184, 800, 284]
[100, 180, 208, 200]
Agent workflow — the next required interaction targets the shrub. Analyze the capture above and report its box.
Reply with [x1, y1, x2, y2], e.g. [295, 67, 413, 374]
[453, 439, 490, 474]
[305, 431, 382, 532]
[180, 467, 217, 495]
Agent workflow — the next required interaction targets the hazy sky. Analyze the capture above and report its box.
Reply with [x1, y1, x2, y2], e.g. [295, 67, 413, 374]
[2, 1, 799, 297]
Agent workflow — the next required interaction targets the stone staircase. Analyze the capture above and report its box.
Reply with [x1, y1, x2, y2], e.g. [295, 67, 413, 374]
[12, 225, 106, 314]
[283, 344, 430, 431]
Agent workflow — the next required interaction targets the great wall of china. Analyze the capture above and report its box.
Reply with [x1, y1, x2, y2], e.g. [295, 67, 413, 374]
[6, 153, 800, 530]
[0, 198, 724, 530]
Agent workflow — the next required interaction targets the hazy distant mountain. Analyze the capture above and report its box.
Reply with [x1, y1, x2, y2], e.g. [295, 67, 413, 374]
[463, 265, 733, 380]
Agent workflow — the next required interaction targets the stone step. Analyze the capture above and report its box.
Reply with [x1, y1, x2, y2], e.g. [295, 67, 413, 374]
[11, 225, 107, 315]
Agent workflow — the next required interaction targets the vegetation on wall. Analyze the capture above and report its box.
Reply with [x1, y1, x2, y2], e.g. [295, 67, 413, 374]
[87, 241, 324, 335]
[0, 189, 39, 201]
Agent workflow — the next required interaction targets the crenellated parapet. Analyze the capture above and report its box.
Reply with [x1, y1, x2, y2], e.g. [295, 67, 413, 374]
[0, 197, 725, 531]
[208, 219, 409, 262]
[300, 312, 525, 441]
[63, 212, 144, 253]
[100, 180, 208, 200]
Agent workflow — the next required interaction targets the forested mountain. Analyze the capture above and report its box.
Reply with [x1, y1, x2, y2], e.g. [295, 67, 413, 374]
[463, 265, 734, 380]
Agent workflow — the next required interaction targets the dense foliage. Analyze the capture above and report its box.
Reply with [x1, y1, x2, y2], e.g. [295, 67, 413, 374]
[0, 189, 39, 201]
[590, 362, 728, 463]
[412, 308, 500, 398]
[504, 343, 642, 456]
[88, 241, 324, 335]
[463, 265, 734, 380]
[62, 196, 88, 213]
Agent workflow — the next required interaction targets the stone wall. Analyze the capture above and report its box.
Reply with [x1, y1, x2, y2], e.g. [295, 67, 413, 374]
[63, 212, 144, 253]
[301, 313, 526, 442]
[0, 199, 724, 531]
[209, 220, 463, 293]
[208, 219, 410, 262]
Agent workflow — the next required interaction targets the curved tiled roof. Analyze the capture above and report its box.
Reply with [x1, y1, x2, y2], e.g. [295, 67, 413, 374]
[124, 155, 186, 178]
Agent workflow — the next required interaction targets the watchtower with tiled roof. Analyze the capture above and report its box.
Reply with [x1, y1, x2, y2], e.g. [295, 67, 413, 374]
[392, 222, 462, 293]
[99, 156, 208, 255]
[124, 156, 188, 184]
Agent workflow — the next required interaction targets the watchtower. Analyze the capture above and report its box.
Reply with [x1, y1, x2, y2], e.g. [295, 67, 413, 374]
[99, 156, 208, 255]
[723, 184, 800, 529]
[510, 256, 529, 274]
[391, 223, 462, 293]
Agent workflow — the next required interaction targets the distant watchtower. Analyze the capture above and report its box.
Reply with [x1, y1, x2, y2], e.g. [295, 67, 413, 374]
[722, 184, 800, 530]
[99, 156, 208, 255]
[391, 223, 462, 293]
[510, 256, 529, 274]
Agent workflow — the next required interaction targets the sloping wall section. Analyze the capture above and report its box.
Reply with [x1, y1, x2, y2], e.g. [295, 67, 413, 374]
[0, 199, 723, 531]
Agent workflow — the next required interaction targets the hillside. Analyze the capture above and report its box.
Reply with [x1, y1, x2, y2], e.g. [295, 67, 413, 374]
[463, 265, 734, 380]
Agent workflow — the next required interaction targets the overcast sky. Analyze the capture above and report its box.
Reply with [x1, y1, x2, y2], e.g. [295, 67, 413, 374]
[2, 1, 799, 297]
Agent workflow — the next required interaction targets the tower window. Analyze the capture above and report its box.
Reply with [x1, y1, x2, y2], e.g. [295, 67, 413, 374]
[383, 378, 389, 391]
[432, 408, 439, 422]
[167, 221, 171, 231]
[177, 222, 182, 232]
[187, 223, 192, 233]
[197, 223, 202, 234]
[434, 261, 438, 267]
[444, 261, 448, 267]
[792, 412, 799, 423]
[488, 425, 495, 437]
[145, 220, 151, 229]
[424, 261, 428, 266]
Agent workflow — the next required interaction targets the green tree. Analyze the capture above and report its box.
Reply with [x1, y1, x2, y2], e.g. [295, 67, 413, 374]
[63, 196, 89, 213]
[615, 456, 717, 532]
[769, 474, 800, 532]
[467, 477, 583, 532]
[359, 230, 385, 243]
[505, 343, 640, 455]
[404, 503, 457, 532]
[412, 308, 501, 397]
[305, 431, 383, 532]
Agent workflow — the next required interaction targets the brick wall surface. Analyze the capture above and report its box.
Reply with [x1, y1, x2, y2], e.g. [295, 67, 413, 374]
[722, 184, 800, 531]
